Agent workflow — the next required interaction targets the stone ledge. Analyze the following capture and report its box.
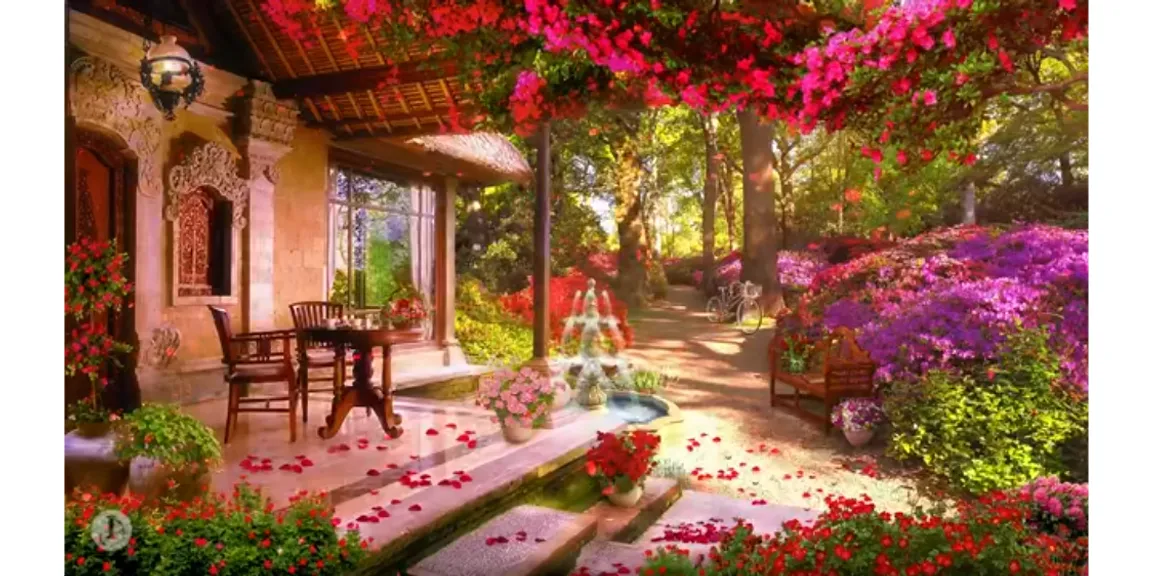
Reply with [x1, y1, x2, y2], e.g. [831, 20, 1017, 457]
[581, 477, 682, 543]
[573, 541, 650, 576]
[409, 505, 597, 576]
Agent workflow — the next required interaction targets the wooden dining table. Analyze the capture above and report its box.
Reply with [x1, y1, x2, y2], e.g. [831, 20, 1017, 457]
[300, 326, 424, 440]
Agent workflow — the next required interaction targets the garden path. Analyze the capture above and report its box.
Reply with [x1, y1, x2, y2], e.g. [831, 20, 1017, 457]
[624, 285, 932, 514]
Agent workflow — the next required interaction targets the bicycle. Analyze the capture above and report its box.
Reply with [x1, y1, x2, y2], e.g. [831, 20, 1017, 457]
[705, 281, 764, 335]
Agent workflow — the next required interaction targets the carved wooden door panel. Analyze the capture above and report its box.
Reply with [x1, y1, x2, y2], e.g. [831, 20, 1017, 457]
[67, 130, 138, 410]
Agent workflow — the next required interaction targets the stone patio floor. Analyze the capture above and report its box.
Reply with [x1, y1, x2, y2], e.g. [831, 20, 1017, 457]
[626, 285, 934, 516]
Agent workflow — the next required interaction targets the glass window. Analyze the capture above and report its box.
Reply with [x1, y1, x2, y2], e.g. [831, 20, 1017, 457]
[327, 167, 436, 333]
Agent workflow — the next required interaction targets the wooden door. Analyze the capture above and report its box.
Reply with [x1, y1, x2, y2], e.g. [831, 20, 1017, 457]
[66, 129, 140, 411]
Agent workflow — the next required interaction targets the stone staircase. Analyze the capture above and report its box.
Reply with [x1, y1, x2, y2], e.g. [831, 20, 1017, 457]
[404, 477, 818, 576]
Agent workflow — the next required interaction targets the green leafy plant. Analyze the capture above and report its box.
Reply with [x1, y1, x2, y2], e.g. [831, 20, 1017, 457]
[780, 335, 811, 374]
[65, 483, 366, 576]
[67, 396, 122, 427]
[115, 404, 222, 476]
[885, 328, 1088, 494]
[625, 369, 674, 394]
[455, 277, 536, 364]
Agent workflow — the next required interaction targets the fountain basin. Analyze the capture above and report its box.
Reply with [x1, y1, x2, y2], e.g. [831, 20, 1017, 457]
[606, 391, 683, 431]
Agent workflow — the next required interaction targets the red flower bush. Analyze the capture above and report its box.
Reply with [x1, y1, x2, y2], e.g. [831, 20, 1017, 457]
[644, 491, 1087, 576]
[585, 429, 661, 494]
[65, 237, 132, 317]
[65, 321, 131, 384]
[499, 271, 634, 347]
[65, 483, 366, 575]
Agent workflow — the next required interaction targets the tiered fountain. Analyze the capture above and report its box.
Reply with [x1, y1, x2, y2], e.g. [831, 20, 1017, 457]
[555, 278, 636, 409]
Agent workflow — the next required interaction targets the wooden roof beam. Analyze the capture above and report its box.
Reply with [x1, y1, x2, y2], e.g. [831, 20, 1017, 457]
[271, 59, 461, 99]
[327, 122, 455, 140]
[306, 103, 478, 129]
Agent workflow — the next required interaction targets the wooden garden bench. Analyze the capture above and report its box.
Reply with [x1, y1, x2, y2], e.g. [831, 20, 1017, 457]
[768, 326, 876, 434]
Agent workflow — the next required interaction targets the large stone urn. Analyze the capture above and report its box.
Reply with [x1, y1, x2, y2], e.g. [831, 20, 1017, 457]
[65, 430, 129, 497]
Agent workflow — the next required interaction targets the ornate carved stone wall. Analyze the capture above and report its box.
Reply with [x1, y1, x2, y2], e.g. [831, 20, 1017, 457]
[167, 141, 249, 306]
[69, 57, 161, 198]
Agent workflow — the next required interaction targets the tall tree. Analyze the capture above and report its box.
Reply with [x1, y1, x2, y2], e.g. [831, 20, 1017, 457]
[610, 114, 649, 307]
[737, 108, 783, 313]
[700, 112, 721, 293]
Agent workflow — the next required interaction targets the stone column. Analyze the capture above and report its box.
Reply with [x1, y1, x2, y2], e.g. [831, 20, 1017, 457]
[438, 177, 466, 365]
[234, 81, 297, 331]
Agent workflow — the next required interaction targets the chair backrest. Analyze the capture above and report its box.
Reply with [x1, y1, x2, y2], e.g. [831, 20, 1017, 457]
[289, 301, 345, 329]
[208, 306, 235, 366]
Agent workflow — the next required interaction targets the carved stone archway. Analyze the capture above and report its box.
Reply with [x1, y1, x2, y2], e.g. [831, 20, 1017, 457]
[69, 56, 161, 199]
[166, 142, 250, 306]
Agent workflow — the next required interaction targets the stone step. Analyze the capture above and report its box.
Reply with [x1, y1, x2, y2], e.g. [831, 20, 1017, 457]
[581, 477, 683, 543]
[633, 489, 819, 565]
[572, 541, 649, 576]
[408, 505, 597, 576]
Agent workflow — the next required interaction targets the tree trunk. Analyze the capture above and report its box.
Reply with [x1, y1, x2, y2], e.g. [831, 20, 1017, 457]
[719, 159, 737, 252]
[737, 109, 784, 314]
[780, 180, 793, 249]
[701, 112, 720, 293]
[1058, 153, 1074, 189]
[962, 181, 977, 224]
[614, 119, 647, 308]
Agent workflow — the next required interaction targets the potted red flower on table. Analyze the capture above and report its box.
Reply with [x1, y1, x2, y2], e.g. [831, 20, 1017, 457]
[585, 429, 662, 507]
[382, 287, 428, 330]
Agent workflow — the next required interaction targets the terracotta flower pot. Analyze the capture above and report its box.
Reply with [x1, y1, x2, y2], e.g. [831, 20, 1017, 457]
[64, 431, 129, 497]
[128, 457, 212, 503]
[74, 422, 114, 438]
[844, 428, 875, 447]
[607, 483, 644, 507]
[502, 420, 536, 444]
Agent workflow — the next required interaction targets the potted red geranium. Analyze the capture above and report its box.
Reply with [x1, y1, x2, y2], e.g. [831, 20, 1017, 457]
[585, 430, 661, 507]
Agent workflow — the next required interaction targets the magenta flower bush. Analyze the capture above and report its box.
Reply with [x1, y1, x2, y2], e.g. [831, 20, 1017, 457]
[691, 250, 828, 291]
[788, 225, 1087, 393]
[1019, 476, 1088, 537]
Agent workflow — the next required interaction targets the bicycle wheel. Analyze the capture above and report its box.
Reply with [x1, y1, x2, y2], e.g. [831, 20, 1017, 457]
[705, 297, 723, 323]
[735, 299, 763, 335]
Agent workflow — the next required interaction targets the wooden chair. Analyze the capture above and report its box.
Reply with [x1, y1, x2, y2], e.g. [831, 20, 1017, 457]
[768, 326, 876, 434]
[289, 302, 351, 423]
[208, 306, 298, 443]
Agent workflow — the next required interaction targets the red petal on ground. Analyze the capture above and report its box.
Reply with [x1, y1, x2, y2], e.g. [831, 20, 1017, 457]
[292, 465, 303, 474]
[712, 437, 722, 443]
[408, 504, 422, 512]
[700, 433, 708, 437]
[366, 469, 380, 476]
[535, 538, 546, 543]
[300, 459, 314, 467]
[295, 455, 306, 460]
[467, 440, 478, 449]
[783, 474, 792, 480]
[426, 429, 439, 436]
[438, 479, 452, 486]
[261, 458, 272, 464]
[751, 466, 761, 472]
[376, 446, 388, 451]
[459, 474, 473, 482]
[456, 434, 471, 442]
[279, 464, 293, 471]
[370, 490, 379, 495]
[377, 510, 390, 518]
[386, 463, 399, 469]
[465, 430, 476, 435]
[446, 423, 458, 429]
[451, 481, 462, 489]
[390, 499, 402, 505]
[409, 455, 419, 460]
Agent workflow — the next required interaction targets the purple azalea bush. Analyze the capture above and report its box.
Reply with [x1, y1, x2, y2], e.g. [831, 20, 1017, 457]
[788, 225, 1088, 393]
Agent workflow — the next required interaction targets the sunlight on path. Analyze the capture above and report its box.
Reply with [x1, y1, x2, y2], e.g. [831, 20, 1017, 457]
[631, 286, 932, 515]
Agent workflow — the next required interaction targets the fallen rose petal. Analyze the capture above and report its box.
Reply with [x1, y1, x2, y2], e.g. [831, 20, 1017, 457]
[752, 466, 761, 472]
[295, 455, 306, 460]
[459, 474, 473, 482]
[300, 458, 314, 467]
[456, 434, 471, 442]
[376, 446, 388, 451]
[408, 504, 422, 512]
[467, 440, 477, 449]
[366, 469, 380, 476]
[712, 437, 722, 443]
[426, 429, 439, 436]
[386, 463, 399, 469]
[535, 538, 546, 543]
[390, 499, 402, 505]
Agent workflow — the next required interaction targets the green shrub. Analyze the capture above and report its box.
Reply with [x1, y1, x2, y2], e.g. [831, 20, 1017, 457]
[455, 276, 535, 365]
[885, 328, 1088, 494]
[65, 483, 365, 575]
[115, 403, 221, 475]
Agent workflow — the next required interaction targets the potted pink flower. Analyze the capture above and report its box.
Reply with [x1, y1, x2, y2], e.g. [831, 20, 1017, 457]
[476, 367, 555, 444]
[831, 397, 885, 447]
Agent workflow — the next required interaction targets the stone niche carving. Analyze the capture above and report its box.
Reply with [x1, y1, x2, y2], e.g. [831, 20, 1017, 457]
[69, 56, 161, 198]
[145, 325, 182, 369]
[235, 81, 298, 185]
[166, 141, 249, 306]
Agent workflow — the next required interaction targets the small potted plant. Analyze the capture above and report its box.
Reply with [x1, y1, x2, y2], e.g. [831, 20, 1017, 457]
[585, 429, 662, 507]
[780, 334, 812, 374]
[382, 287, 429, 330]
[831, 397, 885, 447]
[116, 403, 222, 503]
[476, 366, 555, 443]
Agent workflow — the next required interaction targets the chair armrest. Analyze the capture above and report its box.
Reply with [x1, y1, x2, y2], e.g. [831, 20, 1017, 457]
[230, 330, 294, 364]
[233, 329, 296, 342]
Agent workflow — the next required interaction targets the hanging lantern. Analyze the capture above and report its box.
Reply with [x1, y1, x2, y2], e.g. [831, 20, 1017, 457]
[139, 36, 205, 120]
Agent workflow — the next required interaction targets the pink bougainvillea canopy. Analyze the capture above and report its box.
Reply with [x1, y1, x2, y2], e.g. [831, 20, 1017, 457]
[262, 0, 1086, 169]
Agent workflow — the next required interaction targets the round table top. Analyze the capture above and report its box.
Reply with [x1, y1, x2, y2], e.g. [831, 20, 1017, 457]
[301, 326, 425, 348]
